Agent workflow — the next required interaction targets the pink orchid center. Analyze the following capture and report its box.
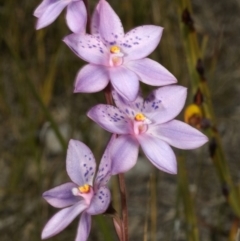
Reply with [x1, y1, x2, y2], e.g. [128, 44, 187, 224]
[133, 113, 149, 135]
[109, 45, 124, 67]
[72, 184, 94, 206]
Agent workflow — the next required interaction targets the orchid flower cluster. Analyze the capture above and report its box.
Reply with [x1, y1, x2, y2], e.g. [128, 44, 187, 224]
[34, 0, 208, 240]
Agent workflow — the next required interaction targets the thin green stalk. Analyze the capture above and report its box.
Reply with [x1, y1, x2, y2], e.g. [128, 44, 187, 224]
[178, 155, 199, 241]
[95, 215, 116, 241]
[5, 41, 67, 150]
[143, 176, 151, 241]
[150, 171, 157, 241]
[176, 0, 240, 216]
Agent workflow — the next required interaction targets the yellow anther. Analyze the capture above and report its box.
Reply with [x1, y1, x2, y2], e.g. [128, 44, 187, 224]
[184, 104, 202, 122]
[110, 45, 120, 54]
[135, 113, 146, 121]
[78, 184, 90, 194]
[184, 104, 202, 128]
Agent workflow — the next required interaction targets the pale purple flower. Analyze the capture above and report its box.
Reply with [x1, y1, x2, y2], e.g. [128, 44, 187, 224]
[63, 0, 177, 101]
[87, 85, 208, 174]
[41, 139, 113, 240]
[34, 0, 87, 33]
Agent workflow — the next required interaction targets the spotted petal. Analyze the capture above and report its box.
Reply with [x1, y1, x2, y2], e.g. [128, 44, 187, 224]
[94, 135, 116, 189]
[63, 33, 109, 65]
[112, 89, 144, 114]
[86, 186, 111, 215]
[126, 58, 177, 86]
[91, 0, 100, 36]
[66, 1, 87, 33]
[137, 134, 177, 174]
[74, 64, 109, 93]
[75, 212, 91, 241]
[98, 0, 124, 45]
[87, 104, 131, 134]
[41, 201, 88, 239]
[66, 140, 96, 186]
[121, 25, 163, 62]
[43, 182, 80, 208]
[144, 85, 187, 124]
[149, 120, 208, 149]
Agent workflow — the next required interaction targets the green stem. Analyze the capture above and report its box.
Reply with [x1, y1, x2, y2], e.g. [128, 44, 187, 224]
[176, 0, 240, 216]
[178, 155, 199, 241]
[5, 40, 67, 151]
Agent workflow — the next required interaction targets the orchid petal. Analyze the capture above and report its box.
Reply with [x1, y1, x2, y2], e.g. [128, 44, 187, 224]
[66, 1, 87, 33]
[41, 201, 88, 239]
[34, 0, 58, 17]
[112, 89, 144, 114]
[43, 182, 80, 208]
[66, 140, 96, 186]
[74, 64, 109, 93]
[87, 104, 131, 134]
[75, 212, 91, 241]
[111, 135, 139, 175]
[144, 85, 187, 124]
[63, 33, 109, 65]
[121, 25, 163, 62]
[94, 135, 116, 188]
[35, 1, 69, 30]
[109, 66, 139, 102]
[126, 58, 177, 86]
[98, 0, 124, 45]
[86, 187, 111, 215]
[149, 120, 208, 149]
[138, 134, 177, 174]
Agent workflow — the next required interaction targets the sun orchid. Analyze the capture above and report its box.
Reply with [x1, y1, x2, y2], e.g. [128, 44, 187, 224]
[87, 85, 208, 174]
[34, 0, 87, 33]
[63, 0, 177, 101]
[41, 139, 113, 241]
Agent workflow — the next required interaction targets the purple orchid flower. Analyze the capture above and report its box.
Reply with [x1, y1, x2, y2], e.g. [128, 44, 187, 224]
[34, 0, 87, 33]
[87, 85, 208, 175]
[41, 139, 113, 240]
[63, 0, 177, 101]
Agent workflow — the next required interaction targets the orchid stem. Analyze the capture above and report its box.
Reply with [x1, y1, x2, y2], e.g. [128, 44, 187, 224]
[104, 83, 128, 241]
[104, 83, 114, 105]
[83, 2, 128, 239]
[113, 215, 124, 241]
[118, 173, 129, 241]
[104, 84, 128, 241]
